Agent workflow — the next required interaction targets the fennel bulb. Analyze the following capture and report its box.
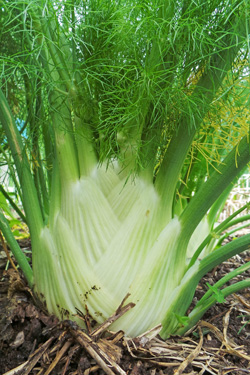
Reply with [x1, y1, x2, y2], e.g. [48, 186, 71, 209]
[34, 163, 198, 337]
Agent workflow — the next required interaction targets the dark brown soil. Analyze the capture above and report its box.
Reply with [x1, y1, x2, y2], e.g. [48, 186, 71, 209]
[1, 237, 250, 375]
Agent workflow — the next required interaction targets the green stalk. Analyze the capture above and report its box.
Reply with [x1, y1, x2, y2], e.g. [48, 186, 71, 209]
[0, 143, 23, 203]
[198, 234, 250, 282]
[0, 89, 44, 240]
[37, 159, 50, 218]
[24, 75, 48, 220]
[74, 115, 97, 177]
[34, 74, 50, 215]
[29, 3, 81, 185]
[48, 159, 61, 226]
[160, 233, 250, 338]
[0, 185, 26, 223]
[187, 202, 250, 270]
[206, 182, 235, 226]
[155, 18, 245, 211]
[181, 136, 250, 238]
[30, 2, 72, 90]
[215, 210, 250, 235]
[117, 4, 176, 176]
[0, 210, 33, 287]
[156, 122, 197, 218]
[49, 90, 80, 185]
[216, 216, 250, 247]
[177, 276, 250, 336]
[41, 120, 54, 192]
[196, 261, 250, 311]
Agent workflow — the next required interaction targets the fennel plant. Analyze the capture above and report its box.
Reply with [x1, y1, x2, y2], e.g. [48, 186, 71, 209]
[0, 0, 250, 338]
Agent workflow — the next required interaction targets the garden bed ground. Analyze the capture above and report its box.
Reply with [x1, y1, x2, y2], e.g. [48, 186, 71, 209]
[1, 237, 250, 375]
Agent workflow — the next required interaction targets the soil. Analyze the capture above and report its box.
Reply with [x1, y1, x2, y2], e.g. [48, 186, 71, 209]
[1, 236, 250, 375]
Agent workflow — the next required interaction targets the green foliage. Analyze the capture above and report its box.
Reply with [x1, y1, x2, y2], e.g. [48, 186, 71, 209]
[206, 283, 225, 303]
